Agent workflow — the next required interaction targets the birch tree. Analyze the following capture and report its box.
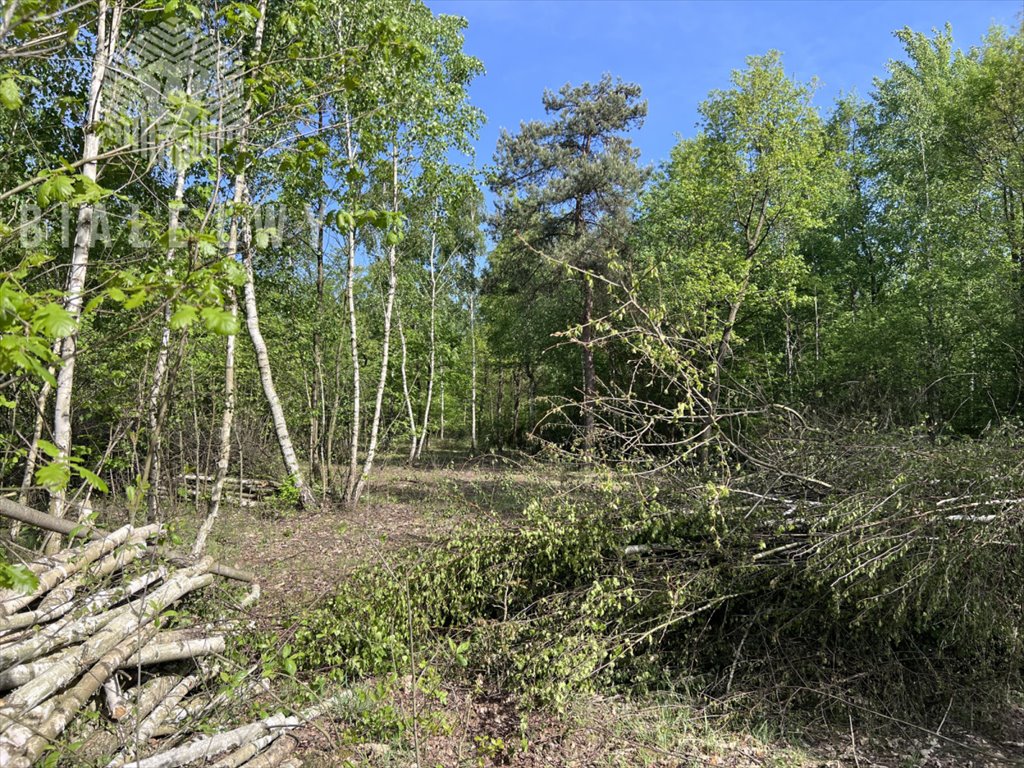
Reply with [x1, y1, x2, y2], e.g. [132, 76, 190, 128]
[45, 0, 123, 550]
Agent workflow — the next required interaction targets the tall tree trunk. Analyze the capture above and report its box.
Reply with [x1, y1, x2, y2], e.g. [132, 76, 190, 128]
[510, 369, 521, 446]
[310, 105, 327, 490]
[142, 166, 188, 521]
[241, 219, 315, 508]
[342, 110, 363, 503]
[47, 0, 123, 552]
[325, 320, 348, 492]
[495, 369, 504, 448]
[396, 300, 418, 460]
[137, 331, 187, 524]
[227, 0, 313, 509]
[526, 363, 536, 438]
[193, 292, 236, 556]
[350, 149, 399, 507]
[414, 228, 438, 460]
[469, 292, 477, 452]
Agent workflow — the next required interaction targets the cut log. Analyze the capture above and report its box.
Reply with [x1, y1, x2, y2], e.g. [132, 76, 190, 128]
[103, 676, 128, 719]
[238, 583, 261, 609]
[0, 645, 77, 691]
[0, 499, 254, 583]
[238, 733, 296, 768]
[0, 560, 167, 635]
[0, 601, 131, 672]
[208, 732, 280, 768]
[35, 528, 156, 613]
[79, 675, 184, 760]
[118, 713, 301, 768]
[108, 673, 200, 767]
[120, 635, 225, 668]
[0, 524, 144, 616]
[0, 497, 100, 542]
[0, 561, 213, 720]
[0, 622, 160, 767]
[130, 675, 188, 725]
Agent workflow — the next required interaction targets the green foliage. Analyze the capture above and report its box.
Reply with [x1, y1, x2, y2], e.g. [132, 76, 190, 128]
[0, 561, 38, 594]
[295, 428, 1023, 721]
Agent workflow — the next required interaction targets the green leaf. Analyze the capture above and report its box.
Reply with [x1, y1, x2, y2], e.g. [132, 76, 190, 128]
[35, 461, 70, 492]
[33, 303, 76, 338]
[124, 290, 148, 310]
[200, 306, 240, 335]
[2, 564, 38, 594]
[50, 175, 74, 201]
[0, 78, 22, 110]
[76, 466, 109, 493]
[36, 439, 61, 459]
[169, 305, 198, 329]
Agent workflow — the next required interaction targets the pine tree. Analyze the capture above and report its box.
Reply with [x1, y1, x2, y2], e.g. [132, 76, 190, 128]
[489, 75, 647, 438]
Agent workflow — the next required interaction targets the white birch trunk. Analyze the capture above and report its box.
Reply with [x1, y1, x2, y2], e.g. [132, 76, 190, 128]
[470, 292, 477, 451]
[350, 150, 400, 507]
[396, 300, 418, 460]
[230, 0, 313, 509]
[193, 289, 236, 556]
[48, 0, 123, 550]
[240, 221, 315, 508]
[343, 109, 362, 502]
[415, 227, 438, 460]
[17, 342, 58, 508]
[118, 712, 301, 768]
[144, 167, 188, 521]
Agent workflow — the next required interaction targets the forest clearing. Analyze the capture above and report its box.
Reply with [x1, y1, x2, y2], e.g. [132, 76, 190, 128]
[1, 0, 1024, 765]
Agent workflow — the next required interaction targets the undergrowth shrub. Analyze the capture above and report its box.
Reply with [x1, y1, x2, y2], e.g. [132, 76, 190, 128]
[292, 426, 1024, 726]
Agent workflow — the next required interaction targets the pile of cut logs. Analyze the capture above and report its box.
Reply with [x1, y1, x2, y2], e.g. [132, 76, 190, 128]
[165, 475, 281, 509]
[0, 498, 308, 768]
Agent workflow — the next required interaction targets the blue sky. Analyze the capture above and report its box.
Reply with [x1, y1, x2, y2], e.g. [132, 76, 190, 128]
[431, 0, 1022, 172]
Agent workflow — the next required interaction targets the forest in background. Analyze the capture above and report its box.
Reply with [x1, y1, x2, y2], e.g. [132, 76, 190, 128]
[1, 1, 1024, 764]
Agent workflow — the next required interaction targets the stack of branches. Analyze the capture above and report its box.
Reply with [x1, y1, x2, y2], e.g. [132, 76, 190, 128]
[0, 499, 306, 768]
[294, 419, 1024, 727]
[660, 419, 1024, 719]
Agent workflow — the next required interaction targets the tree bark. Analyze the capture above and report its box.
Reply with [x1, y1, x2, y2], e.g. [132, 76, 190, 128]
[342, 109, 363, 503]
[108, 674, 200, 767]
[18, 343, 58, 508]
[510, 369, 521, 446]
[580, 275, 596, 438]
[143, 166, 188, 522]
[47, 0, 124, 551]
[2, 624, 160, 768]
[241, 221, 315, 509]
[115, 712, 301, 768]
[350, 149, 400, 507]
[217, 0, 312, 509]
[415, 227, 438, 460]
[194, 290, 236, 556]
[310, 106, 327, 490]
[396, 299, 418, 460]
[469, 292, 477, 451]
[120, 636, 224, 668]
